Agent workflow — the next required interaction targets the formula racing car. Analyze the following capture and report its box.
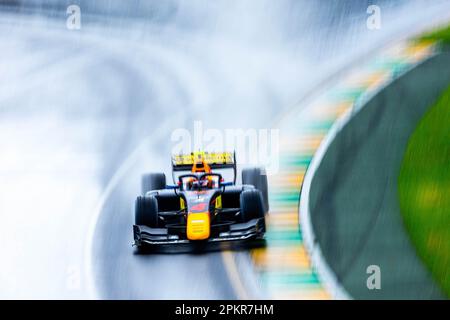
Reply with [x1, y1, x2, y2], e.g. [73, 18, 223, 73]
[133, 151, 269, 248]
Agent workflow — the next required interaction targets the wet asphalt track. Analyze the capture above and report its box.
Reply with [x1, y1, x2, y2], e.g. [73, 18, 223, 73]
[1, 0, 450, 299]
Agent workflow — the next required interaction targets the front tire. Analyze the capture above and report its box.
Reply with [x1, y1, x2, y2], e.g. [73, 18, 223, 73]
[240, 189, 265, 223]
[242, 167, 269, 212]
[135, 195, 159, 227]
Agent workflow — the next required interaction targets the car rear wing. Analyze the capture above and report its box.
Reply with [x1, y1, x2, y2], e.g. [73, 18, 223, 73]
[171, 151, 237, 182]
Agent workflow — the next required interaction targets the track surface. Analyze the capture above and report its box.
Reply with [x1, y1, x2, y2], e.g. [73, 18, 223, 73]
[308, 49, 449, 299]
[1, 1, 450, 299]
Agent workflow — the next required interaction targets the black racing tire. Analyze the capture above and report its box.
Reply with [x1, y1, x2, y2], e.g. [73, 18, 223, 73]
[135, 195, 159, 227]
[141, 173, 166, 195]
[239, 189, 265, 222]
[242, 167, 269, 212]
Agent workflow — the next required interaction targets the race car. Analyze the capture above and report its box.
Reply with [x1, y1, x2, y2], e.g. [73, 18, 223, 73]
[133, 151, 269, 248]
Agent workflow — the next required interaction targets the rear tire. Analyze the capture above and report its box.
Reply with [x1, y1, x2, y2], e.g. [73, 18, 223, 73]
[141, 173, 166, 195]
[135, 195, 159, 227]
[240, 189, 265, 222]
[242, 167, 269, 212]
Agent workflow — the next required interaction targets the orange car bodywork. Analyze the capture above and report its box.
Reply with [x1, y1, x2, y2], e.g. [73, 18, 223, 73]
[187, 212, 210, 240]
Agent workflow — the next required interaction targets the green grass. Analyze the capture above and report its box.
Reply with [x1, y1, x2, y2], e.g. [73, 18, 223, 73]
[398, 84, 450, 298]
[419, 24, 450, 46]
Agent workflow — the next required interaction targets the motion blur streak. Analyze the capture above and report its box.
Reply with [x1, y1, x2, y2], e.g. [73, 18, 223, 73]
[1, 0, 450, 299]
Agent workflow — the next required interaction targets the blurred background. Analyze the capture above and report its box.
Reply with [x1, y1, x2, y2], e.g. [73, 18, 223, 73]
[0, 0, 449, 299]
